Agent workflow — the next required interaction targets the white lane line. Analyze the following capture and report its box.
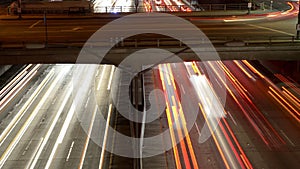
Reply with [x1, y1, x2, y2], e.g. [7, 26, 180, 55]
[227, 111, 237, 126]
[0, 64, 40, 112]
[85, 97, 90, 108]
[98, 104, 113, 169]
[78, 105, 98, 169]
[44, 103, 76, 168]
[180, 84, 186, 94]
[280, 130, 295, 147]
[29, 85, 73, 169]
[25, 138, 44, 169]
[66, 141, 75, 162]
[0, 69, 61, 168]
[107, 66, 115, 90]
[0, 64, 31, 97]
[29, 20, 42, 29]
[97, 65, 107, 91]
[247, 24, 294, 36]
[0, 67, 51, 147]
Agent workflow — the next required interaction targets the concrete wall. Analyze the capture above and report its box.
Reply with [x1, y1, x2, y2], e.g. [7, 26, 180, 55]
[0, 65, 12, 77]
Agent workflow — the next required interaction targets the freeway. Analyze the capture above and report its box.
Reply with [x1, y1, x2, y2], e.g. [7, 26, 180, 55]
[0, 60, 298, 169]
[145, 60, 299, 169]
[0, 64, 120, 169]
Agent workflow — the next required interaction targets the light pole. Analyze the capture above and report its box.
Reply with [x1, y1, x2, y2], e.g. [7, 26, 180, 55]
[247, 0, 252, 15]
[44, 11, 48, 48]
[297, 1, 300, 39]
[17, 0, 22, 19]
[270, 0, 273, 11]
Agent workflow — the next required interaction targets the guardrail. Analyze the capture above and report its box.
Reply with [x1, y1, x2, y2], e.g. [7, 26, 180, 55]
[9, 7, 91, 15]
[0, 36, 299, 50]
[7, 3, 256, 15]
[195, 3, 252, 11]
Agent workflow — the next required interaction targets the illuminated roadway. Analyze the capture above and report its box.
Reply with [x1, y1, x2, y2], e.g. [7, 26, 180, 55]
[148, 60, 299, 168]
[0, 62, 299, 168]
[0, 64, 117, 169]
[0, 1, 299, 168]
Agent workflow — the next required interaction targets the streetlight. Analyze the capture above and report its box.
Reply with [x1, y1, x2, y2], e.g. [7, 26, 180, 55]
[297, 1, 300, 39]
[270, 0, 273, 11]
[247, 0, 252, 15]
[17, 0, 22, 19]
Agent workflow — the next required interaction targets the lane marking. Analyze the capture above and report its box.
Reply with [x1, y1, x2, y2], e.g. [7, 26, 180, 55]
[78, 105, 98, 169]
[29, 85, 73, 169]
[180, 84, 186, 94]
[97, 65, 107, 91]
[98, 104, 113, 169]
[29, 20, 42, 29]
[45, 103, 76, 169]
[247, 24, 294, 36]
[25, 138, 44, 169]
[107, 66, 115, 90]
[66, 141, 75, 162]
[280, 130, 295, 147]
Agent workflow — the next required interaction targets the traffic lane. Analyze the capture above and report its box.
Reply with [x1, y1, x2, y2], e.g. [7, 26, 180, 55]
[198, 61, 274, 168]
[225, 78, 300, 169]
[0, 65, 73, 169]
[220, 61, 300, 168]
[47, 65, 115, 169]
[167, 62, 231, 169]
[0, 65, 58, 156]
[0, 65, 46, 127]
[0, 18, 297, 42]
[223, 60, 299, 147]
[221, 88, 270, 169]
[157, 63, 201, 169]
[80, 65, 114, 169]
[181, 62, 252, 169]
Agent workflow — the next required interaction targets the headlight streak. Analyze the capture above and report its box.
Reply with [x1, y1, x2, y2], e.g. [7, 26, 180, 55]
[0, 64, 41, 112]
[158, 63, 199, 169]
[208, 61, 285, 148]
[268, 86, 300, 123]
[0, 66, 69, 168]
[0, 68, 54, 148]
[190, 71, 250, 169]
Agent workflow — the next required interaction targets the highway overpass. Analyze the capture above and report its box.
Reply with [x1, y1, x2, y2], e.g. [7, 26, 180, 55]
[0, 13, 300, 65]
[0, 42, 300, 65]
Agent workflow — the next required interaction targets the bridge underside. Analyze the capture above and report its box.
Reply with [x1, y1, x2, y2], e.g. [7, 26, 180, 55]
[0, 45, 300, 65]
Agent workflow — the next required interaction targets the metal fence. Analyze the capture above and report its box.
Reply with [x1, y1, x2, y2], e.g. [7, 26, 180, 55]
[8, 3, 253, 15]
[1, 36, 299, 50]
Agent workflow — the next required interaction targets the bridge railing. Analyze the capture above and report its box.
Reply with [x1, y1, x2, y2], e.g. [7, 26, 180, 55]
[8, 3, 253, 15]
[0, 36, 299, 49]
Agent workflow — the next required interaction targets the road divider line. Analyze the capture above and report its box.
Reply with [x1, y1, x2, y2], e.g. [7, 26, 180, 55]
[25, 138, 44, 169]
[97, 65, 107, 91]
[0, 68, 64, 168]
[29, 20, 42, 29]
[107, 66, 115, 90]
[45, 102, 76, 169]
[0, 64, 41, 112]
[247, 24, 294, 36]
[29, 85, 72, 169]
[78, 105, 98, 169]
[280, 130, 295, 147]
[66, 141, 75, 162]
[98, 104, 113, 169]
[0, 68, 54, 147]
